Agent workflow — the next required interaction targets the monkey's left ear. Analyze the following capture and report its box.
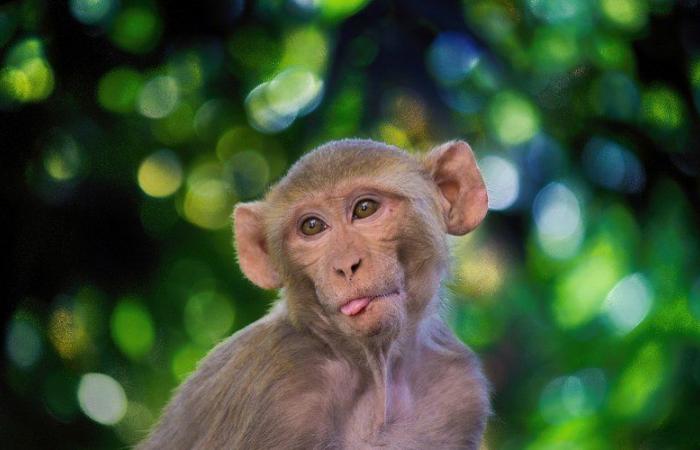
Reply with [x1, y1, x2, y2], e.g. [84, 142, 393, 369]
[424, 140, 488, 236]
[233, 202, 282, 290]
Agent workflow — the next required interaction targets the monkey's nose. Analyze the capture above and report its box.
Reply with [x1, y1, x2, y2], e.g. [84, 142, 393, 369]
[333, 257, 362, 281]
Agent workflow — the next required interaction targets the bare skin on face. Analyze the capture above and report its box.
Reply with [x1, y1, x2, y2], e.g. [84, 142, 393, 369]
[138, 139, 491, 450]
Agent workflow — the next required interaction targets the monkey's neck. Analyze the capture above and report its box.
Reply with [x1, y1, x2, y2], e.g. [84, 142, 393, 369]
[283, 294, 434, 427]
[311, 316, 422, 428]
[357, 331, 416, 427]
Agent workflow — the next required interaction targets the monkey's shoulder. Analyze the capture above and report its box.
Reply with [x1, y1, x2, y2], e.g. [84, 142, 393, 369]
[419, 319, 487, 385]
[142, 315, 326, 449]
[192, 313, 326, 395]
[424, 344, 489, 407]
[413, 331, 491, 434]
[429, 337, 486, 383]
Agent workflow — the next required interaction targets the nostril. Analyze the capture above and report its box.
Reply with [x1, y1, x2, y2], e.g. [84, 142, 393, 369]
[350, 259, 361, 274]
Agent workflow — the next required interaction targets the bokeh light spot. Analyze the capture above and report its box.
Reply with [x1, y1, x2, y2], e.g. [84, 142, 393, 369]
[533, 182, 584, 259]
[582, 137, 645, 193]
[539, 369, 606, 424]
[690, 278, 700, 321]
[387, 92, 428, 137]
[591, 71, 640, 120]
[77, 373, 127, 425]
[319, 0, 371, 22]
[289, 0, 321, 15]
[167, 51, 204, 94]
[110, 298, 155, 360]
[488, 91, 540, 145]
[245, 68, 323, 133]
[193, 99, 238, 141]
[184, 179, 233, 230]
[653, 298, 700, 335]
[691, 60, 700, 113]
[0, 68, 31, 103]
[377, 123, 410, 150]
[5, 312, 42, 369]
[555, 251, 622, 329]
[480, 155, 520, 211]
[610, 341, 665, 417]
[641, 85, 684, 130]
[215, 127, 264, 160]
[523, 134, 566, 183]
[0, 38, 55, 105]
[600, 0, 648, 32]
[181, 161, 236, 230]
[137, 149, 183, 198]
[530, 27, 580, 73]
[528, 0, 592, 25]
[49, 307, 89, 360]
[267, 68, 324, 117]
[114, 401, 154, 445]
[458, 248, 504, 298]
[525, 417, 604, 449]
[151, 102, 195, 145]
[691, 60, 700, 86]
[43, 130, 82, 181]
[6, 37, 45, 65]
[562, 376, 587, 415]
[109, 7, 162, 54]
[17, 57, 54, 100]
[138, 76, 180, 119]
[450, 303, 503, 349]
[171, 344, 207, 382]
[244, 83, 295, 133]
[69, 0, 115, 25]
[97, 67, 144, 114]
[184, 291, 235, 345]
[602, 273, 653, 335]
[226, 150, 270, 200]
[281, 27, 328, 75]
[590, 35, 635, 71]
[427, 32, 481, 86]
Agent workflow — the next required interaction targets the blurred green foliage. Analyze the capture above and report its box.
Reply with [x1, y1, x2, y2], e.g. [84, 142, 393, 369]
[3, 0, 700, 449]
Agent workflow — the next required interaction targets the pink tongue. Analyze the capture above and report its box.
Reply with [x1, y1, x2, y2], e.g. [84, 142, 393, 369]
[341, 297, 371, 316]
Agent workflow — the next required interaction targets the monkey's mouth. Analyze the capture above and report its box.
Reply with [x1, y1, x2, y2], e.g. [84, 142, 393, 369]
[339, 290, 400, 316]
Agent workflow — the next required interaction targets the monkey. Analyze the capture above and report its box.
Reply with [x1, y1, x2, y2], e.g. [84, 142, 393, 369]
[137, 139, 491, 450]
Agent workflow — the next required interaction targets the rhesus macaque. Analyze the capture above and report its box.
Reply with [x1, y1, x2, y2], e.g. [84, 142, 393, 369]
[138, 139, 491, 450]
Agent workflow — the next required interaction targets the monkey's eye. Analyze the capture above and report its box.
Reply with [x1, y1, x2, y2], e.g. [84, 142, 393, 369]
[300, 217, 327, 236]
[353, 199, 379, 219]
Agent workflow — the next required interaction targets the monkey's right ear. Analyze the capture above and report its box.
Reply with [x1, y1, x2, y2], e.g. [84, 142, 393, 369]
[233, 202, 281, 290]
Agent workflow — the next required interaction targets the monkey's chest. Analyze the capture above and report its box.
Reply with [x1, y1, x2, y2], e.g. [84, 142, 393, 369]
[330, 382, 471, 450]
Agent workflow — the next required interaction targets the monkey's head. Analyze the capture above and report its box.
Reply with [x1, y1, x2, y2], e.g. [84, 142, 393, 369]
[234, 140, 487, 340]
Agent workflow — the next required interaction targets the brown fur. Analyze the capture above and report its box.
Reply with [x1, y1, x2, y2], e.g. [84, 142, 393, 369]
[138, 139, 491, 450]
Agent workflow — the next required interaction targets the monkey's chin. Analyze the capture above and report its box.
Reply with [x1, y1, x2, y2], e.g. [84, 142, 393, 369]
[341, 291, 405, 338]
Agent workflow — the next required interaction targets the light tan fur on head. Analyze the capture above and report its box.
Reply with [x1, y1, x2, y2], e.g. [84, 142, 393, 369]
[234, 138, 487, 344]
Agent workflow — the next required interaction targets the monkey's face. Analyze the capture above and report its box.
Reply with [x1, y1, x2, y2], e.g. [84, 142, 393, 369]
[234, 140, 488, 339]
[282, 185, 425, 337]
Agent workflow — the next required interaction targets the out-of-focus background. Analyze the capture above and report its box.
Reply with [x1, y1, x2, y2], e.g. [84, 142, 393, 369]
[2, 0, 700, 448]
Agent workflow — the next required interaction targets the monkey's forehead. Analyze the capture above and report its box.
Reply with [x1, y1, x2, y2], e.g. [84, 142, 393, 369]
[266, 139, 425, 202]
